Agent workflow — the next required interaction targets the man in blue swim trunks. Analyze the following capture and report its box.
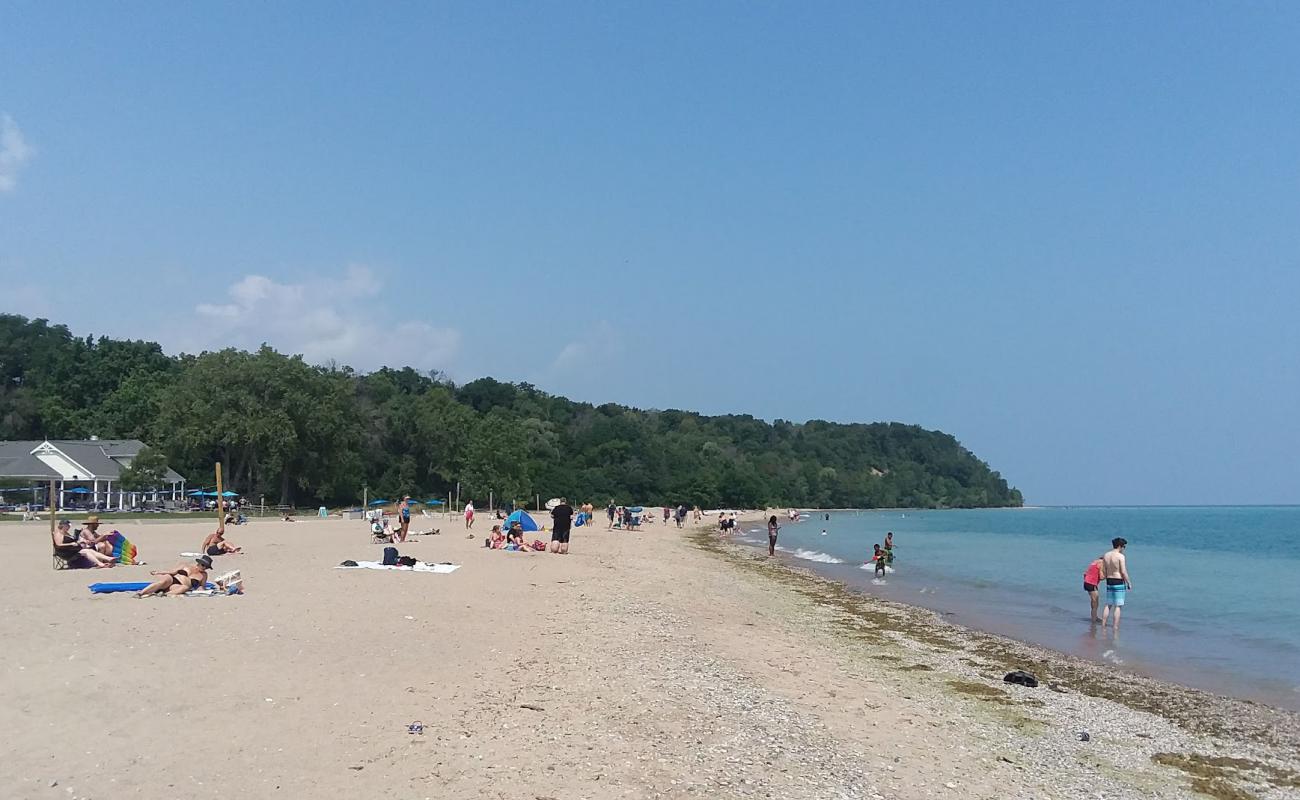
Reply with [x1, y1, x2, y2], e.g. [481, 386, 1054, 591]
[1099, 537, 1132, 630]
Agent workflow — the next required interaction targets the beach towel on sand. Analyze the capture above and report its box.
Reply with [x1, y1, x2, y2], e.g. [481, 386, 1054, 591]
[335, 561, 460, 574]
[104, 531, 141, 565]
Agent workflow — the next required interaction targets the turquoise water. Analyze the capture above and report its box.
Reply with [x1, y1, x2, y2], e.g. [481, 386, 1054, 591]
[737, 507, 1300, 710]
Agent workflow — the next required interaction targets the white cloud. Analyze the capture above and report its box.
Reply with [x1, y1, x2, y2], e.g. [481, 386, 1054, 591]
[550, 320, 621, 372]
[0, 114, 34, 193]
[183, 266, 460, 371]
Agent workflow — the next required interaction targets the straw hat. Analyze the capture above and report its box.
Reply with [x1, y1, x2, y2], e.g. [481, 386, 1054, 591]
[85, 515, 101, 526]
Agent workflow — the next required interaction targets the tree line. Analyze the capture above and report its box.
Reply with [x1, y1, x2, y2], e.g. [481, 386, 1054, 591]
[0, 314, 1024, 510]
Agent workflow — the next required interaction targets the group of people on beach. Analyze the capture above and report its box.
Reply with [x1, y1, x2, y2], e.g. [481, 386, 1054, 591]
[483, 498, 577, 554]
[51, 515, 118, 568]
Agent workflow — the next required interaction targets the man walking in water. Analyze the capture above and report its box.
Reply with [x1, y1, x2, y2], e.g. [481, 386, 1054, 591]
[1099, 538, 1132, 629]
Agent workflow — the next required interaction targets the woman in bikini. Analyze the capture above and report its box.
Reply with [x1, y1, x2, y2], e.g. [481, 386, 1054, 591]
[137, 555, 212, 597]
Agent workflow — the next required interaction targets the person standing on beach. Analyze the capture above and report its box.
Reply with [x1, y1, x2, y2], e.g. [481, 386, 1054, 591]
[767, 515, 780, 556]
[606, 500, 616, 530]
[1083, 554, 1104, 623]
[397, 496, 412, 543]
[550, 497, 574, 554]
[464, 501, 475, 530]
[1099, 538, 1132, 629]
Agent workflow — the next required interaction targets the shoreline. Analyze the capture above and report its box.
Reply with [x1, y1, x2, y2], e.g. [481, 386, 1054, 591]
[697, 512, 1300, 798]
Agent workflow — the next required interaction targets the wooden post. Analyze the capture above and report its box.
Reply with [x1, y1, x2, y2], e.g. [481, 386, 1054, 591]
[48, 480, 56, 536]
[215, 463, 225, 533]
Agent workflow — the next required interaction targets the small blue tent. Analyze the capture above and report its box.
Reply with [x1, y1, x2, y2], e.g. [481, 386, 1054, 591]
[503, 510, 539, 532]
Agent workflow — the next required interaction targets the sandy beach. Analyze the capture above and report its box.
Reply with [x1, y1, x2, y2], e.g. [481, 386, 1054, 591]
[2, 512, 1298, 800]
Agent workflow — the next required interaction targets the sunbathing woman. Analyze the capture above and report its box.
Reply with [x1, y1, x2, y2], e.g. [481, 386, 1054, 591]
[52, 520, 117, 568]
[202, 528, 242, 556]
[486, 525, 506, 549]
[137, 555, 212, 597]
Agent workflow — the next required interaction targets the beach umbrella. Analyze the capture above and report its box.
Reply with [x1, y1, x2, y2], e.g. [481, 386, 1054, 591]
[220, 491, 238, 497]
[424, 499, 445, 506]
[368, 499, 390, 506]
[67, 487, 91, 494]
[628, 506, 644, 513]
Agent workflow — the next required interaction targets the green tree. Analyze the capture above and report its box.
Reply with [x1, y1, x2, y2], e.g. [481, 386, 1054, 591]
[118, 446, 171, 492]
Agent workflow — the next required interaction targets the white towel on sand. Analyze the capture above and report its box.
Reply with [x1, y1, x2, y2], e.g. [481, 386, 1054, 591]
[336, 561, 460, 574]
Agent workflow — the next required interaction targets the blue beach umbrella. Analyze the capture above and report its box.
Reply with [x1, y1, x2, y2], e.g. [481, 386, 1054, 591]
[220, 491, 238, 497]
[368, 499, 390, 506]
[67, 487, 91, 494]
[424, 499, 445, 506]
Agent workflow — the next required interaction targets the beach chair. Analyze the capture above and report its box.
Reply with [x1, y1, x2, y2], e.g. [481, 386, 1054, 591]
[53, 543, 83, 570]
[212, 569, 243, 594]
[370, 523, 392, 544]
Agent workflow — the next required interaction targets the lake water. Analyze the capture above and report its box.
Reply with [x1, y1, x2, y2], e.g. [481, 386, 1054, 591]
[735, 506, 1300, 710]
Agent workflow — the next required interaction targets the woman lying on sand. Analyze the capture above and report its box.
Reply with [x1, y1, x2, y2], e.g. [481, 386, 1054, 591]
[137, 555, 212, 597]
[202, 528, 242, 556]
[52, 519, 117, 568]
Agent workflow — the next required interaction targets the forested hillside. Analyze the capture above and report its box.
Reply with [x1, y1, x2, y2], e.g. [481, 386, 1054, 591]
[0, 315, 1023, 509]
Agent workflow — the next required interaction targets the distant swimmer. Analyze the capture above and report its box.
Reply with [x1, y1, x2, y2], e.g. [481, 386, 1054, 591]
[821, 529, 827, 536]
[1099, 538, 1132, 630]
[1083, 554, 1104, 623]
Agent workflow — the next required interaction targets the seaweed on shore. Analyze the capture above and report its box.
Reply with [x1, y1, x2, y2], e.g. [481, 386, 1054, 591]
[1151, 752, 1300, 799]
[690, 526, 1300, 756]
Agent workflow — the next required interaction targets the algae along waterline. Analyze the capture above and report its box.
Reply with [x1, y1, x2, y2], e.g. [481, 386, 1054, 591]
[739, 506, 1300, 711]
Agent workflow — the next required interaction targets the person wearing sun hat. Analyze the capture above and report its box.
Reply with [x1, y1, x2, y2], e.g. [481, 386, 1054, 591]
[136, 554, 212, 597]
[77, 515, 113, 556]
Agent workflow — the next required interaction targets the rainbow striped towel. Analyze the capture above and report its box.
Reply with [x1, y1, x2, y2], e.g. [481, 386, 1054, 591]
[105, 531, 141, 565]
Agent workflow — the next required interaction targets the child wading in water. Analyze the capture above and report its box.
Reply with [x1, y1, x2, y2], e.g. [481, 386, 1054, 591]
[872, 544, 887, 577]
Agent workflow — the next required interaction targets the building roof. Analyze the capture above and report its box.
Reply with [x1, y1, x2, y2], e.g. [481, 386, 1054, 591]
[0, 451, 62, 479]
[0, 440, 184, 484]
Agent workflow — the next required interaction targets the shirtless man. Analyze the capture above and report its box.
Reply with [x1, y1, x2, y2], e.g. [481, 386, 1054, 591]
[137, 555, 212, 597]
[202, 527, 242, 556]
[1099, 538, 1132, 630]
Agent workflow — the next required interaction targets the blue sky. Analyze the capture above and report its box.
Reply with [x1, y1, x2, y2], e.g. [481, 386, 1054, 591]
[2, 2, 1298, 505]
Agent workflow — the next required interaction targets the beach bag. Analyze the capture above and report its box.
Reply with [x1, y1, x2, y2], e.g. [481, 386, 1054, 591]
[532, 539, 547, 551]
[396, 555, 418, 567]
[382, 546, 399, 566]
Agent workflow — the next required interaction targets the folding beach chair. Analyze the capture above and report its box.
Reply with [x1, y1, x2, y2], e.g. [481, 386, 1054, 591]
[53, 543, 83, 570]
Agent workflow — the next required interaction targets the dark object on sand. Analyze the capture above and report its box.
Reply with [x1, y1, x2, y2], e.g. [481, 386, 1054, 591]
[382, 546, 399, 566]
[408, 722, 424, 735]
[1078, 730, 1091, 742]
[1003, 670, 1039, 688]
[340, 560, 358, 567]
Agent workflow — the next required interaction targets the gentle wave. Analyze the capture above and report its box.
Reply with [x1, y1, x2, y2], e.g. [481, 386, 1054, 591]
[859, 563, 895, 574]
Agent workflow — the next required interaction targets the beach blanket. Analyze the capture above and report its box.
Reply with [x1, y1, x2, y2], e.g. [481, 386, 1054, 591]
[104, 531, 141, 565]
[335, 561, 460, 574]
